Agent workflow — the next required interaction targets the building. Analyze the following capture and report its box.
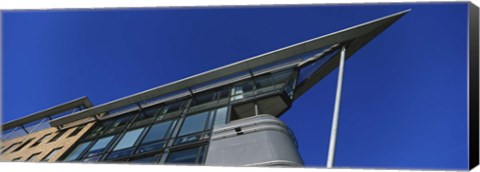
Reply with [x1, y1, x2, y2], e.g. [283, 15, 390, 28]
[1, 10, 408, 166]
[0, 97, 95, 162]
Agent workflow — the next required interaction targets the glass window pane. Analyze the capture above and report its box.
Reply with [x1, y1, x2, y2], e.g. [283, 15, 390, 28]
[141, 121, 173, 144]
[110, 115, 134, 129]
[161, 101, 183, 114]
[255, 74, 274, 89]
[214, 107, 228, 128]
[130, 155, 157, 164]
[166, 147, 200, 164]
[65, 141, 91, 161]
[178, 112, 209, 136]
[113, 128, 144, 151]
[135, 105, 162, 123]
[85, 135, 114, 157]
[272, 69, 293, 84]
[194, 92, 215, 105]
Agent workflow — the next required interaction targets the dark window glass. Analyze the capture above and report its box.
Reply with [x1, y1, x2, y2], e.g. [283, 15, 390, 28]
[166, 146, 206, 164]
[64, 141, 91, 161]
[132, 105, 162, 126]
[41, 147, 62, 161]
[217, 87, 230, 100]
[141, 121, 173, 144]
[178, 111, 210, 136]
[255, 74, 274, 89]
[231, 80, 254, 101]
[130, 155, 157, 164]
[12, 138, 34, 152]
[67, 125, 85, 138]
[26, 152, 41, 161]
[106, 128, 145, 160]
[49, 130, 66, 143]
[158, 101, 184, 119]
[2, 142, 21, 153]
[136, 141, 167, 154]
[192, 92, 216, 106]
[30, 133, 52, 148]
[136, 120, 174, 154]
[83, 135, 114, 158]
[272, 69, 293, 84]
[91, 121, 112, 133]
[109, 115, 135, 129]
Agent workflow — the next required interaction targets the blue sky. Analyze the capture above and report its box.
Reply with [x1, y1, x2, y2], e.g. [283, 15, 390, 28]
[2, 2, 469, 170]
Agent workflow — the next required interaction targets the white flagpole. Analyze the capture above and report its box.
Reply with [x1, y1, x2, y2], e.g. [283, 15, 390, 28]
[327, 45, 346, 168]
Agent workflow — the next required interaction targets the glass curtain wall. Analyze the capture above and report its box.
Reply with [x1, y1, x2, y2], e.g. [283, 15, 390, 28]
[62, 68, 297, 164]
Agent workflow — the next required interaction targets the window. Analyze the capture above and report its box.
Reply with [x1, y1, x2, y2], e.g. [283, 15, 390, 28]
[12, 138, 34, 152]
[67, 125, 85, 138]
[26, 152, 41, 161]
[136, 120, 175, 154]
[175, 111, 213, 146]
[131, 105, 162, 127]
[178, 111, 210, 136]
[83, 135, 115, 158]
[49, 130, 66, 143]
[105, 115, 135, 134]
[30, 133, 52, 148]
[231, 80, 254, 101]
[129, 155, 157, 164]
[106, 128, 145, 160]
[213, 107, 228, 128]
[41, 147, 62, 161]
[113, 128, 144, 151]
[64, 141, 92, 161]
[192, 91, 216, 106]
[156, 100, 185, 120]
[2, 142, 21, 153]
[254, 74, 275, 94]
[166, 146, 207, 164]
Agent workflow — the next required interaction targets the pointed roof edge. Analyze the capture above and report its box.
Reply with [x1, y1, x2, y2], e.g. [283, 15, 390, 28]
[50, 9, 410, 127]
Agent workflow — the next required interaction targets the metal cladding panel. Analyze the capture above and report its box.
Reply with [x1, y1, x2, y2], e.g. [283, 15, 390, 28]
[205, 115, 303, 167]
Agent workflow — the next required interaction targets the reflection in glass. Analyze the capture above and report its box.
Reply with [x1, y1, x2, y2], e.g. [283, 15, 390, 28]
[65, 141, 91, 161]
[84, 135, 114, 157]
[113, 128, 144, 151]
[178, 112, 209, 136]
[141, 121, 173, 144]
[130, 155, 157, 164]
[213, 107, 228, 128]
[166, 146, 204, 164]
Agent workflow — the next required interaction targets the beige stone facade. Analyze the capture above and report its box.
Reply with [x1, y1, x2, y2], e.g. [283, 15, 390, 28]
[0, 122, 95, 162]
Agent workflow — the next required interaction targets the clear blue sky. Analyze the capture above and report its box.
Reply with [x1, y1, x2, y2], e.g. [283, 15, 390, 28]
[3, 2, 469, 170]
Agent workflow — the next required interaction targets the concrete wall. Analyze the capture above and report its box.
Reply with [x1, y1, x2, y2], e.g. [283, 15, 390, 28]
[205, 114, 303, 167]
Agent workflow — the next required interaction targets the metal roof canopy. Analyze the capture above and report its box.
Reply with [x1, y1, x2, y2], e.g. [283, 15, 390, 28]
[50, 9, 410, 128]
[3, 96, 93, 130]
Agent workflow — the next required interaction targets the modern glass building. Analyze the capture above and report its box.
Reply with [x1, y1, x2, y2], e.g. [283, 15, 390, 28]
[1, 10, 409, 166]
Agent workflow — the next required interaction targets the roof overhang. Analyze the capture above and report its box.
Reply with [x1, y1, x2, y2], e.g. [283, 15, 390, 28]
[50, 9, 410, 127]
[3, 96, 93, 130]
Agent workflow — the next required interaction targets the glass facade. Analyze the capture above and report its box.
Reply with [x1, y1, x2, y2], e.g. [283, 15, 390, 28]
[62, 68, 298, 165]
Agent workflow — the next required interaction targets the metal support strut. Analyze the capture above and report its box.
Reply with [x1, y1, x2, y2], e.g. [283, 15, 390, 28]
[327, 45, 347, 168]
